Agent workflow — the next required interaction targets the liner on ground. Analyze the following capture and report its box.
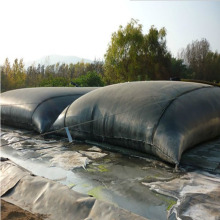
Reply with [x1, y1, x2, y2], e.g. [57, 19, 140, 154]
[1, 159, 148, 220]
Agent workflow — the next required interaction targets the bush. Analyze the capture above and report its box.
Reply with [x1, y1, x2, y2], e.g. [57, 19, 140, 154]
[73, 71, 104, 87]
[39, 77, 70, 87]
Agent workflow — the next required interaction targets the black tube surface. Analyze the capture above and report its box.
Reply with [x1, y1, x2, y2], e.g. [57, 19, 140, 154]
[1, 87, 97, 133]
[53, 81, 220, 164]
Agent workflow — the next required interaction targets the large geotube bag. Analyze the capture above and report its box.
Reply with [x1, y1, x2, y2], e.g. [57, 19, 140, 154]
[52, 81, 220, 164]
[1, 87, 97, 133]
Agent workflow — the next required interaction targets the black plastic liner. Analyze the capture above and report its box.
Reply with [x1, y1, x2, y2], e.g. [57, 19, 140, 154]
[1, 87, 97, 133]
[52, 81, 220, 164]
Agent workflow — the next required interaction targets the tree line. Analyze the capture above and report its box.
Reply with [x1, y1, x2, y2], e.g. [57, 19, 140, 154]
[1, 19, 220, 92]
[1, 59, 104, 92]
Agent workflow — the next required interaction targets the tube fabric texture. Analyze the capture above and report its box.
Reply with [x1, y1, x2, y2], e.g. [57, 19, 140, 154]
[53, 81, 220, 164]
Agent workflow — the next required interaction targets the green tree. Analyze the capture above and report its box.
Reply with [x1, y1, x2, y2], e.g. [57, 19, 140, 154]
[57, 63, 69, 78]
[26, 64, 43, 87]
[203, 51, 220, 82]
[104, 19, 172, 84]
[86, 60, 104, 77]
[68, 63, 75, 79]
[1, 58, 12, 91]
[179, 38, 220, 82]
[44, 64, 55, 78]
[179, 38, 210, 80]
[39, 77, 70, 87]
[11, 58, 26, 89]
[144, 26, 171, 80]
[2, 58, 26, 90]
[74, 62, 89, 77]
[171, 57, 192, 79]
[73, 71, 104, 87]
[104, 19, 145, 84]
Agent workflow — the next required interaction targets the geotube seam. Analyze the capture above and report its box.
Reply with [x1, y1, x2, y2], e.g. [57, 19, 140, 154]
[68, 128, 177, 164]
[151, 86, 213, 144]
[30, 94, 81, 127]
[63, 104, 72, 128]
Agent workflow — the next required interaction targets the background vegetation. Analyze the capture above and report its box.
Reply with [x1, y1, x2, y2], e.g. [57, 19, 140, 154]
[1, 19, 220, 92]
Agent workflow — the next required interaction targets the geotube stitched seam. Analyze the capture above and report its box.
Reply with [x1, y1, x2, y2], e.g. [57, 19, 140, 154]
[90, 106, 96, 137]
[68, 129, 177, 164]
[64, 104, 72, 128]
[151, 85, 213, 144]
[30, 94, 81, 126]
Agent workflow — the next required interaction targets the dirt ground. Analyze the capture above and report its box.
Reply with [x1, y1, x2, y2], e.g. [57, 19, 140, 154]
[1, 199, 48, 220]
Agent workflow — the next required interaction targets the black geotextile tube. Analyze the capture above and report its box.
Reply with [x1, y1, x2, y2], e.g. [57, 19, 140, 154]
[1, 87, 97, 133]
[52, 81, 220, 164]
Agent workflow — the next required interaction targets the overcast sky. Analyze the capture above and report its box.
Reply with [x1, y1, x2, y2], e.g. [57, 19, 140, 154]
[0, 0, 220, 64]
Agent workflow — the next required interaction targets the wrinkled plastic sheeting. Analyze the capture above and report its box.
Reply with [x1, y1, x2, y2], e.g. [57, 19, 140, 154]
[52, 81, 220, 164]
[142, 171, 220, 220]
[0, 159, 30, 196]
[0, 160, 148, 220]
[1, 87, 97, 133]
